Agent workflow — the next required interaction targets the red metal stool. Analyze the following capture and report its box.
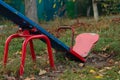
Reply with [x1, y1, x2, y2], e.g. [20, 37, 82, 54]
[3, 29, 55, 76]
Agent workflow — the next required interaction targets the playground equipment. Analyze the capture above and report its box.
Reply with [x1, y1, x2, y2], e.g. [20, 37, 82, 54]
[57, 26, 75, 47]
[0, 1, 99, 76]
[3, 28, 55, 76]
[57, 26, 99, 57]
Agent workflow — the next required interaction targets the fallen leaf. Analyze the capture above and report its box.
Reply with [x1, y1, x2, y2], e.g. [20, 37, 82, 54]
[79, 74, 86, 78]
[79, 63, 84, 67]
[115, 61, 119, 65]
[108, 59, 114, 64]
[72, 68, 77, 73]
[89, 69, 96, 74]
[52, 49, 56, 53]
[104, 67, 112, 70]
[95, 75, 103, 79]
[24, 77, 31, 80]
[30, 75, 36, 80]
[15, 50, 22, 55]
[39, 69, 47, 75]
[19, 51, 22, 55]
[98, 73, 104, 77]
[46, 60, 49, 64]
[99, 53, 109, 58]
[99, 69, 106, 75]
[24, 75, 36, 80]
[118, 71, 120, 74]
[15, 51, 19, 55]
[102, 44, 110, 51]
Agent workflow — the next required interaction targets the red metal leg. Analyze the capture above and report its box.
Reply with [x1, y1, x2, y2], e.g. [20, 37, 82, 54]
[28, 35, 55, 69]
[19, 35, 55, 76]
[3, 34, 20, 66]
[3, 29, 55, 76]
[44, 36, 55, 68]
[29, 40, 36, 61]
[19, 38, 28, 76]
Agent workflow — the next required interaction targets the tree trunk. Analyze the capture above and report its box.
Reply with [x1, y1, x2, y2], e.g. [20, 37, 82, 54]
[92, 0, 99, 21]
[87, 6, 91, 17]
[25, 0, 38, 23]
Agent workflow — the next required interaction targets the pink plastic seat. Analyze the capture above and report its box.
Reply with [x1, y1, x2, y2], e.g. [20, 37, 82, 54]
[72, 33, 99, 57]
[57, 26, 99, 61]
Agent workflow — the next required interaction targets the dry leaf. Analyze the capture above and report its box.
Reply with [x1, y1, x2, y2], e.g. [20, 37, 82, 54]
[104, 67, 112, 70]
[99, 69, 107, 75]
[79, 74, 86, 78]
[95, 75, 103, 79]
[30, 75, 36, 80]
[79, 63, 84, 67]
[24, 75, 36, 80]
[108, 59, 114, 64]
[102, 44, 110, 51]
[89, 69, 96, 74]
[118, 71, 120, 74]
[19, 51, 22, 55]
[115, 61, 119, 65]
[46, 60, 49, 64]
[24, 77, 31, 80]
[39, 69, 47, 75]
[15, 50, 22, 55]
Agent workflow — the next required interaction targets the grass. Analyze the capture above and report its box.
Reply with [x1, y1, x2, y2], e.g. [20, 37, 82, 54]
[0, 16, 120, 79]
[59, 67, 120, 80]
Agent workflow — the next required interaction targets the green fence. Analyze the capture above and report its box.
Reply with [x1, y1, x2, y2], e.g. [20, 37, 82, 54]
[4, 0, 66, 21]
[2, 0, 120, 21]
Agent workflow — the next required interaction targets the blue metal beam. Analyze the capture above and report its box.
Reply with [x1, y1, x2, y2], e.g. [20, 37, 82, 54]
[0, 0, 69, 51]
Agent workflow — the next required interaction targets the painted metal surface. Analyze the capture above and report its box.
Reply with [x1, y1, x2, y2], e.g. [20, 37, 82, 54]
[0, 0, 69, 51]
[3, 30, 55, 76]
[0, 1, 87, 62]
[57, 26, 75, 47]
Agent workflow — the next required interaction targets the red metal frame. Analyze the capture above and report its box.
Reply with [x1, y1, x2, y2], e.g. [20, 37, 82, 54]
[57, 26, 75, 47]
[3, 30, 55, 76]
[56, 26, 86, 62]
[70, 49, 86, 62]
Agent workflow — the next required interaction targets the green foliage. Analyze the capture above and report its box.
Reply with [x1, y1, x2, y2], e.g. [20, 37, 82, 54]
[101, 0, 120, 14]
